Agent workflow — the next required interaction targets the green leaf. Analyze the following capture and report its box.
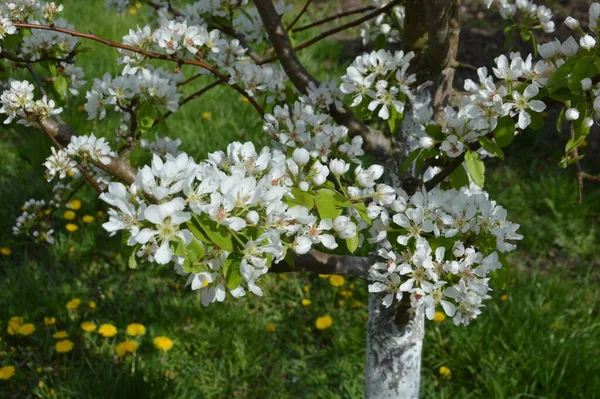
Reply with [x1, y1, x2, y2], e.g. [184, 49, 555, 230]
[464, 151, 485, 187]
[283, 250, 295, 268]
[425, 124, 444, 140]
[53, 76, 68, 98]
[137, 103, 160, 134]
[315, 189, 344, 220]
[400, 149, 422, 175]
[493, 115, 516, 147]
[568, 56, 597, 92]
[187, 223, 210, 243]
[346, 230, 359, 253]
[449, 164, 469, 189]
[519, 28, 532, 42]
[48, 63, 57, 76]
[477, 136, 504, 159]
[565, 136, 586, 154]
[549, 87, 580, 102]
[174, 238, 186, 257]
[193, 215, 234, 252]
[526, 110, 544, 131]
[353, 202, 372, 225]
[546, 55, 579, 92]
[187, 236, 205, 262]
[387, 106, 403, 134]
[287, 188, 315, 210]
[223, 256, 243, 290]
[128, 250, 138, 269]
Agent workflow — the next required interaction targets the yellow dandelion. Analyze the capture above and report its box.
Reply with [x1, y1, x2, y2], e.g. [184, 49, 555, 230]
[126, 323, 146, 337]
[115, 340, 139, 356]
[1, 248, 11, 256]
[0, 366, 15, 380]
[433, 311, 446, 322]
[77, 105, 85, 112]
[153, 336, 174, 352]
[302, 285, 310, 294]
[98, 324, 118, 338]
[135, 2, 142, 8]
[500, 294, 509, 302]
[82, 215, 94, 223]
[63, 210, 76, 220]
[66, 298, 81, 310]
[202, 112, 212, 119]
[7, 317, 24, 335]
[241, 96, 249, 102]
[128, 7, 137, 14]
[329, 275, 345, 287]
[80, 322, 97, 332]
[266, 323, 276, 333]
[38, 381, 45, 388]
[318, 274, 330, 278]
[36, 367, 42, 373]
[315, 315, 333, 330]
[96, 210, 105, 217]
[439, 366, 451, 377]
[19, 323, 35, 336]
[65, 223, 79, 232]
[301, 299, 311, 306]
[44, 317, 56, 326]
[68, 200, 82, 210]
[53, 331, 68, 339]
[339, 290, 353, 298]
[68, 247, 75, 253]
[55, 340, 74, 354]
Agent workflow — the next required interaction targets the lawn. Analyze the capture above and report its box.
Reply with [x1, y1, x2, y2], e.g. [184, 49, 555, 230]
[0, 1, 599, 398]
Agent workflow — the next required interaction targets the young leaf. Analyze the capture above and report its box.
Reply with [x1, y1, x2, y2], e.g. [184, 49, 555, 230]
[477, 136, 504, 159]
[193, 215, 234, 252]
[493, 115, 516, 147]
[346, 231, 359, 253]
[53, 76, 68, 98]
[464, 151, 485, 187]
[449, 164, 469, 189]
[315, 189, 343, 220]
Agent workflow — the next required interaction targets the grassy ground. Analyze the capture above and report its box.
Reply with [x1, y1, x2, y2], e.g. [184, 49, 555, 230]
[1, 1, 599, 398]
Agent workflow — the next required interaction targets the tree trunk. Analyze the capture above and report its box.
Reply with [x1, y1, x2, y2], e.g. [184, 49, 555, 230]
[364, 1, 459, 397]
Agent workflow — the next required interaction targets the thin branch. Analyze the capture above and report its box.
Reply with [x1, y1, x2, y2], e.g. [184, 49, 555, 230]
[254, 0, 392, 156]
[164, 79, 222, 119]
[37, 120, 103, 193]
[13, 22, 265, 117]
[292, 5, 376, 33]
[581, 172, 600, 182]
[177, 72, 204, 87]
[450, 61, 478, 73]
[270, 250, 373, 279]
[424, 141, 482, 192]
[0, 50, 75, 64]
[25, 63, 48, 97]
[286, 0, 313, 31]
[257, 0, 403, 65]
[570, 123, 584, 204]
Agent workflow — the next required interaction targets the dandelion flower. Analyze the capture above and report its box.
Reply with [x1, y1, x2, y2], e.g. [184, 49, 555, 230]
[153, 336, 174, 352]
[65, 223, 79, 232]
[80, 322, 97, 332]
[433, 311, 446, 322]
[63, 210, 76, 220]
[68, 200, 82, 210]
[82, 215, 94, 223]
[126, 323, 146, 337]
[500, 294, 509, 302]
[53, 331, 68, 339]
[329, 275, 345, 287]
[66, 298, 81, 310]
[87, 301, 96, 309]
[98, 324, 118, 338]
[55, 340, 74, 353]
[44, 317, 56, 326]
[0, 366, 15, 380]
[301, 299, 311, 306]
[266, 323, 276, 333]
[202, 112, 211, 119]
[128, 7, 137, 14]
[115, 340, 139, 356]
[0, 248, 11, 256]
[439, 366, 451, 377]
[7, 317, 24, 335]
[19, 323, 35, 336]
[96, 210, 104, 217]
[339, 290, 353, 298]
[315, 315, 333, 330]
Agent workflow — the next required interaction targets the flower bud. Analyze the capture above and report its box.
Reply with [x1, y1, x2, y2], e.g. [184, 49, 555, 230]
[292, 148, 310, 165]
[561, 37, 579, 56]
[594, 96, 600, 113]
[246, 211, 259, 224]
[583, 117, 593, 129]
[565, 108, 580, 121]
[299, 181, 309, 191]
[542, 21, 555, 34]
[329, 159, 349, 176]
[564, 17, 580, 30]
[419, 136, 435, 149]
[581, 78, 592, 91]
[580, 35, 596, 50]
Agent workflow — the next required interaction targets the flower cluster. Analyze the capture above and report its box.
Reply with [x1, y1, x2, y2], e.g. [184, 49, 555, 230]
[0, 80, 62, 126]
[12, 199, 55, 244]
[341, 49, 416, 120]
[360, 1, 405, 46]
[368, 187, 522, 325]
[484, 0, 555, 33]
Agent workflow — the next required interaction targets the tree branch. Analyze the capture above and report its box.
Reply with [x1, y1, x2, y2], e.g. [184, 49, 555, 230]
[292, 5, 376, 33]
[258, 0, 402, 65]
[270, 250, 372, 279]
[13, 23, 265, 117]
[286, 0, 313, 31]
[254, 0, 392, 156]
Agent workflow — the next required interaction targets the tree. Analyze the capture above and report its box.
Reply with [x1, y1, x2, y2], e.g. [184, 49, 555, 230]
[1, 0, 599, 397]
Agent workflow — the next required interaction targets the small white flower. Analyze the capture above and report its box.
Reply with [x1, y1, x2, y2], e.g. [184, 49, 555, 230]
[565, 108, 580, 121]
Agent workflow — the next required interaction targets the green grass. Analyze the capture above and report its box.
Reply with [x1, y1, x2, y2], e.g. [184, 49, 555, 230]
[1, 1, 599, 398]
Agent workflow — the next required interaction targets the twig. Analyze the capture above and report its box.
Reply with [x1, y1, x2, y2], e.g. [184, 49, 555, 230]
[569, 123, 584, 204]
[424, 141, 483, 191]
[292, 5, 376, 33]
[257, 0, 403, 65]
[64, 180, 87, 203]
[450, 61, 478, 73]
[286, 0, 313, 31]
[37, 120, 103, 193]
[13, 22, 265, 117]
[25, 63, 48, 97]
